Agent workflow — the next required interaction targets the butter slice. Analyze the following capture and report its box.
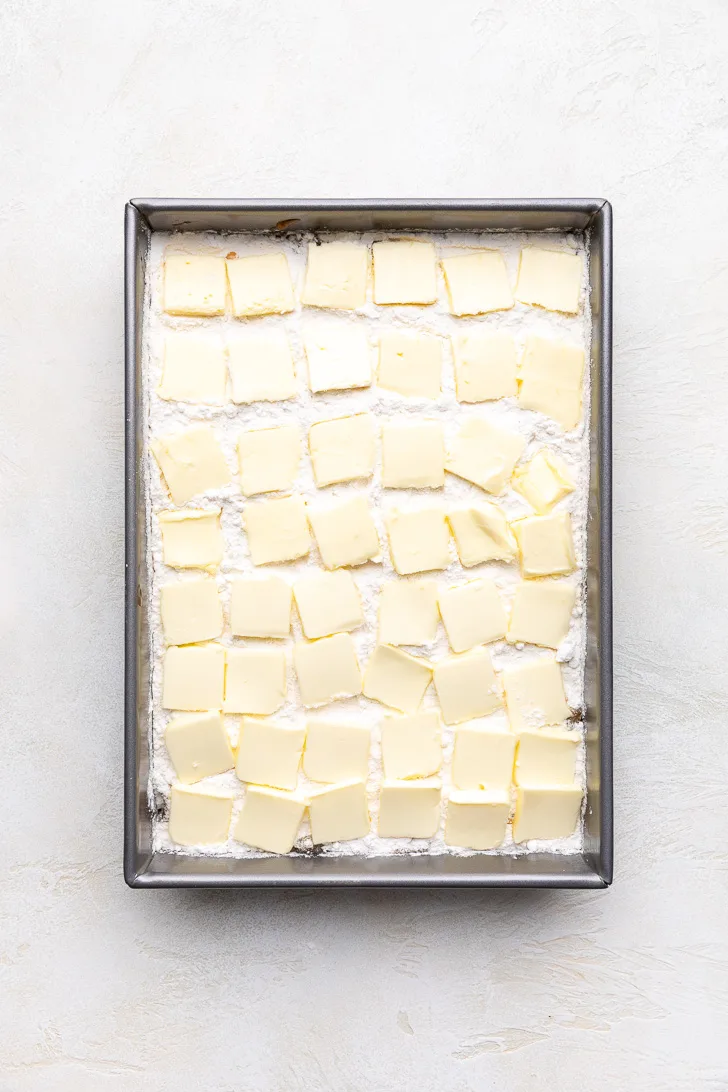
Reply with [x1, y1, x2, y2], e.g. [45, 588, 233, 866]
[378, 778, 442, 838]
[293, 570, 363, 639]
[226, 253, 295, 317]
[293, 633, 362, 708]
[381, 420, 445, 489]
[158, 509, 224, 571]
[438, 578, 507, 652]
[445, 790, 511, 850]
[233, 785, 306, 853]
[228, 331, 297, 404]
[515, 247, 582, 314]
[378, 579, 439, 646]
[515, 727, 579, 786]
[168, 784, 233, 845]
[433, 648, 502, 725]
[381, 710, 442, 779]
[448, 503, 516, 567]
[244, 495, 311, 565]
[163, 255, 226, 317]
[308, 495, 380, 569]
[518, 336, 584, 431]
[513, 784, 583, 842]
[302, 242, 368, 309]
[441, 249, 513, 315]
[512, 449, 574, 513]
[309, 413, 376, 487]
[152, 426, 231, 505]
[303, 326, 371, 393]
[451, 724, 516, 790]
[385, 507, 451, 575]
[303, 719, 371, 783]
[372, 240, 437, 305]
[507, 580, 576, 649]
[163, 643, 226, 711]
[309, 780, 370, 843]
[224, 647, 287, 715]
[377, 333, 442, 399]
[165, 712, 234, 784]
[502, 657, 570, 730]
[158, 332, 227, 404]
[237, 425, 301, 496]
[446, 418, 525, 495]
[235, 717, 305, 790]
[362, 645, 432, 713]
[512, 511, 575, 578]
[160, 577, 224, 645]
[452, 331, 518, 403]
[230, 576, 292, 638]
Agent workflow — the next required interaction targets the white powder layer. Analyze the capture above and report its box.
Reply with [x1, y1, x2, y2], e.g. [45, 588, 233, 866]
[143, 227, 592, 859]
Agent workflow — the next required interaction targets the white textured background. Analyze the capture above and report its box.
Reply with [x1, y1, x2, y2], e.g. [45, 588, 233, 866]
[1, 1, 727, 1088]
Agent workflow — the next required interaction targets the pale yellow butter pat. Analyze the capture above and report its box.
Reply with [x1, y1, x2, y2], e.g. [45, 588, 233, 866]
[381, 420, 445, 489]
[160, 577, 224, 645]
[512, 448, 574, 513]
[293, 570, 363, 639]
[163, 643, 226, 711]
[309, 780, 370, 843]
[438, 578, 507, 653]
[513, 783, 583, 842]
[515, 727, 579, 786]
[308, 495, 380, 569]
[309, 413, 376, 487]
[293, 633, 362, 708]
[446, 418, 525, 495]
[502, 657, 570, 730]
[228, 331, 297, 404]
[451, 724, 516, 790]
[385, 507, 451, 575]
[452, 331, 518, 403]
[233, 786, 306, 853]
[168, 784, 233, 845]
[512, 511, 576, 578]
[163, 255, 227, 317]
[518, 335, 584, 430]
[226, 253, 295, 317]
[433, 647, 502, 725]
[230, 576, 292, 639]
[441, 249, 513, 315]
[362, 644, 432, 713]
[372, 240, 437, 305]
[303, 719, 371, 783]
[377, 333, 442, 399]
[507, 580, 576, 649]
[445, 789, 511, 850]
[302, 242, 368, 309]
[152, 426, 230, 506]
[515, 247, 582, 314]
[378, 778, 442, 838]
[235, 718, 305, 790]
[378, 579, 439, 646]
[448, 503, 516, 567]
[158, 332, 227, 404]
[303, 326, 372, 393]
[158, 509, 224, 571]
[244, 495, 311, 565]
[165, 712, 234, 784]
[381, 710, 442, 779]
[224, 647, 287, 715]
[237, 425, 301, 496]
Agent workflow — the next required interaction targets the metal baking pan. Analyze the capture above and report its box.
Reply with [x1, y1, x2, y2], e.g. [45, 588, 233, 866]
[124, 199, 612, 889]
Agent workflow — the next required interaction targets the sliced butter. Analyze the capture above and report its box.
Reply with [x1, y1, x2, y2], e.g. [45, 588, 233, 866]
[452, 331, 518, 403]
[385, 507, 451, 575]
[303, 719, 371, 783]
[228, 330, 297, 404]
[162, 643, 226, 711]
[160, 577, 224, 645]
[158, 331, 227, 404]
[235, 717, 305, 790]
[381, 419, 445, 489]
[512, 510, 576, 578]
[293, 633, 362, 708]
[438, 578, 507, 653]
[372, 240, 437, 305]
[226, 253, 295, 317]
[224, 646, 287, 715]
[237, 424, 301, 496]
[308, 495, 380, 569]
[377, 332, 442, 399]
[152, 426, 230, 506]
[165, 711, 234, 784]
[302, 242, 368, 310]
[378, 778, 442, 838]
[507, 579, 576, 649]
[514, 727, 579, 786]
[362, 644, 432, 713]
[448, 503, 516, 567]
[309, 413, 376, 487]
[229, 575, 292, 639]
[163, 255, 226, 317]
[451, 724, 516, 790]
[502, 657, 571, 730]
[512, 448, 574, 513]
[513, 783, 583, 842]
[433, 647, 502, 725]
[303, 325, 371, 393]
[168, 784, 233, 845]
[381, 710, 442, 779]
[445, 789, 511, 850]
[518, 335, 584, 430]
[515, 247, 582, 314]
[293, 569, 363, 639]
[446, 417, 525, 495]
[309, 780, 370, 843]
[233, 785, 306, 853]
[244, 495, 311, 565]
[378, 579, 439, 646]
[441, 249, 513, 316]
[158, 508, 224, 571]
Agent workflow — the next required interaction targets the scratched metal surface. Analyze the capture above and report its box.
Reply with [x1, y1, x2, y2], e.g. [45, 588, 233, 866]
[1, 0, 727, 1088]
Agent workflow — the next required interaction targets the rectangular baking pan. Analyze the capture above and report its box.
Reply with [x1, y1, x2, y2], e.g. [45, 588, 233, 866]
[125, 199, 612, 889]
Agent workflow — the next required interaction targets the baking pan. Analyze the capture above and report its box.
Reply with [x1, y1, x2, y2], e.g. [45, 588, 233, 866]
[124, 199, 613, 889]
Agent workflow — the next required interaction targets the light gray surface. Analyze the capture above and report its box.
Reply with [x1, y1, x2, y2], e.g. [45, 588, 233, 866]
[1, 1, 726, 1088]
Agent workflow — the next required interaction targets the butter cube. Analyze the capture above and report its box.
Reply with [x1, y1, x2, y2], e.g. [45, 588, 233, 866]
[381, 710, 442, 779]
[502, 657, 570, 730]
[448, 503, 516, 567]
[308, 495, 380, 569]
[507, 579, 576, 649]
[228, 331, 297, 404]
[152, 426, 231, 505]
[224, 647, 287, 715]
[235, 717, 306, 790]
[513, 784, 583, 842]
[158, 332, 227, 404]
[441, 249, 513, 315]
[303, 719, 371, 783]
[385, 507, 451, 575]
[233, 785, 306, 853]
[378, 579, 439, 646]
[378, 778, 442, 838]
[438, 578, 507, 652]
[302, 241, 368, 309]
[293, 633, 362, 708]
[293, 570, 363, 639]
[452, 331, 518, 403]
[163, 643, 226, 711]
[158, 509, 224, 571]
[518, 336, 584, 431]
[160, 577, 224, 645]
[515, 247, 582, 314]
[445, 789, 511, 850]
[377, 332, 442, 399]
[381, 420, 445, 489]
[372, 240, 437, 305]
[303, 325, 372, 393]
[512, 448, 574, 513]
[163, 255, 227, 317]
[168, 784, 233, 845]
[446, 418, 525, 495]
[515, 727, 579, 786]
[244, 495, 311, 565]
[230, 575, 292, 638]
[237, 425, 301, 496]
[433, 647, 502, 725]
[512, 511, 575, 578]
[226, 253, 295, 317]
[309, 413, 376, 487]
[362, 644, 432, 713]
[309, 780, 370, 843]
[165, 711, 234, 784]
[451, 724, 516, 790]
